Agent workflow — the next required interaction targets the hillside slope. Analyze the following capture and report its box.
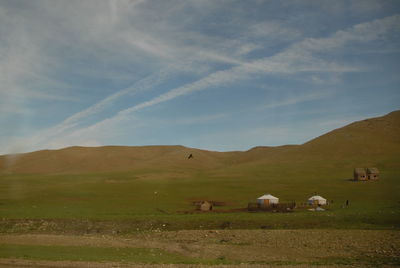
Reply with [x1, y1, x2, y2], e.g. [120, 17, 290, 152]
[238, 110, 400, 164]
[302, 110, 400, 156]
[0, 145, 240, 174]
[0, 110, 399, 174]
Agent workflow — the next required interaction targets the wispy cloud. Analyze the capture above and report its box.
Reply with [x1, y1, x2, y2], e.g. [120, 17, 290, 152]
[249, 21, 303, 41]
[93, 15, 400, 117]
[61, 68, 177, 127]
[1, 0, 399, 155]
[154, 113, 229, 126]
[18, 14, 393, 151]
[262, 91, 333, 110]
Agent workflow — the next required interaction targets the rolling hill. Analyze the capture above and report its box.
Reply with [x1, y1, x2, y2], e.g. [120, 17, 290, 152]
[1, 110, 399, 174]
[0, 111, 399, 226]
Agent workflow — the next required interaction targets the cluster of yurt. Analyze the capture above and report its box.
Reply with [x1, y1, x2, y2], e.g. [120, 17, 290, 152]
[257, 193, 328, 206]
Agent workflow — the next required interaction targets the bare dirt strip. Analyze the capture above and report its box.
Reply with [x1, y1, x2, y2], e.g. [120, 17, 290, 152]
[0, 229, 399, 267]
[0, 259, 378, 268]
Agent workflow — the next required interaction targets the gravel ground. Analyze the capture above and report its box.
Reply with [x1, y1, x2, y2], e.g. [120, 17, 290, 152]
[0, 230, 399, 267]
[0, 259, 379, 268]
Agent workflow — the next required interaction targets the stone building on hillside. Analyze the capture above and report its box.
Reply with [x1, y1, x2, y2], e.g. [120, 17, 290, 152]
[354, 168, 379, 181]
[367, 168, 380, 180]
[198, 201, 213, 211]
[354, 168, 367, 181]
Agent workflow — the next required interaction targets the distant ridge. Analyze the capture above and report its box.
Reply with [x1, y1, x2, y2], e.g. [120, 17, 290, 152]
[1, 110, 399, 174]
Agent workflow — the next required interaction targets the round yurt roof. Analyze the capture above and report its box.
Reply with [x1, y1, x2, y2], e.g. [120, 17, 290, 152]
[308, 195, 326, 201]
[257, 194, 278, 200]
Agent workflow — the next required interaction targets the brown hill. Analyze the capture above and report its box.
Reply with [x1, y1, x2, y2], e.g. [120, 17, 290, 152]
[0, 110, 399, 174]
[0, 145, 241, 174]
[240, 110, 400, 163]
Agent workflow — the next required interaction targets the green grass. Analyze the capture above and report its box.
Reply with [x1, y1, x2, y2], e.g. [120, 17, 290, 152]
[0, 159, 399, 231]
[1, 208, 398, 235]
[0, 244, 230, 264]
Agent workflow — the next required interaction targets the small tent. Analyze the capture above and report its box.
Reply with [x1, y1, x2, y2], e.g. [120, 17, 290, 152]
[257, 194, 279, 206]
[308, 195, 327, 206]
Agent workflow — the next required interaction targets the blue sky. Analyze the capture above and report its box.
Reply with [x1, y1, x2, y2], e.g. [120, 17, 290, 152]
[0, 0, 399, 154]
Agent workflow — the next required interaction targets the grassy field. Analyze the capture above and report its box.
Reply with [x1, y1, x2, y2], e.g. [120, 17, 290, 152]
[0, 162, 399, 232]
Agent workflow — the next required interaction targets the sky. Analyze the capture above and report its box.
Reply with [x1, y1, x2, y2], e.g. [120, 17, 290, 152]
[0, 0, 399, 154]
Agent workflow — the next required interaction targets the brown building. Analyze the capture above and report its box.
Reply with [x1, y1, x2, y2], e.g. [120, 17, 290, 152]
[354, 167, 379, 181]
[367, 167, 379, 180]
[198, 201, 213, 211]
[354, 168, 367, 181]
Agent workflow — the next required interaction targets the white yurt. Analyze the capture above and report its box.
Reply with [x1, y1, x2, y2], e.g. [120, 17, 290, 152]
[308, 195, 327, 206]
[257, 194, 279, 205]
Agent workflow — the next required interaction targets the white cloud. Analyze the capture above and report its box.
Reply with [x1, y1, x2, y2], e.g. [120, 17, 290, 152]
[0, 3, 399, 155]
[250, 21, 302, 40]
[61, 68, 177, 128]
[235, 43, 262, 56]
[295, 14, 400, 51]
[42, 15, 398, 145]
[174, 113, 229, 125]
[262, 91, 333, 110]
[153, 113, 229, 126]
